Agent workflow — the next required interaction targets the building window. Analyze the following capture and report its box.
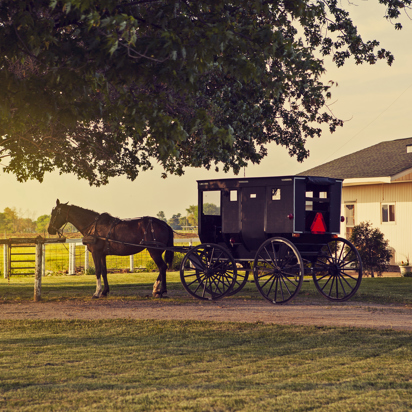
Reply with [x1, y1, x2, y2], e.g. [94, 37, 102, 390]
[382, 203, 395, 223]
[345, 203, 356, 238]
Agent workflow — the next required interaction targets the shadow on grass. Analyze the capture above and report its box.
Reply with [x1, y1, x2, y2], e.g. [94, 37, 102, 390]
[1, 272, 412, 306]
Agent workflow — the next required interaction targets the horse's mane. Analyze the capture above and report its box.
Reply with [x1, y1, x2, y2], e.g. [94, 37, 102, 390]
[67, 205, 170, 229]
[69, 204, 117, 219]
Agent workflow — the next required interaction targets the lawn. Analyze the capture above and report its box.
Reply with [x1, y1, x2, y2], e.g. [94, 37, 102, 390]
[1, 274, 412, 411]
[0, 320, 411, 411]
[1, 272, 412, 305]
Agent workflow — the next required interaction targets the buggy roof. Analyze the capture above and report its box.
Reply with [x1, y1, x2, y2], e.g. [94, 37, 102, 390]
[197, 175, 342, 190]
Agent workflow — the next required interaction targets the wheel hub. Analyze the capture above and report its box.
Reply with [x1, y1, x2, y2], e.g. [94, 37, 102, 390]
[329, 264, 340, 276]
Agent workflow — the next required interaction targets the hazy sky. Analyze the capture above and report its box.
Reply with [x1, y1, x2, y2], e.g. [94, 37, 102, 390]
[1, 1, 412, 221]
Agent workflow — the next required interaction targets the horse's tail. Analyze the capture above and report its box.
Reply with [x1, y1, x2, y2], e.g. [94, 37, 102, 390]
[165, 225, 174, 270]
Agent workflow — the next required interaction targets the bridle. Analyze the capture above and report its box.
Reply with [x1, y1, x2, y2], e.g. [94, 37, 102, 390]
[49, 204, 101, 236]
[49, 205, 70, 237]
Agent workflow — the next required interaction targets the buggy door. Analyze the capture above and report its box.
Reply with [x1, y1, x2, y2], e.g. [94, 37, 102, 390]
[241, 186, 266, 251]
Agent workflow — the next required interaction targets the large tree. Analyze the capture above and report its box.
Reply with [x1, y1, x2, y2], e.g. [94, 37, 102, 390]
[0, 0, 409, 185]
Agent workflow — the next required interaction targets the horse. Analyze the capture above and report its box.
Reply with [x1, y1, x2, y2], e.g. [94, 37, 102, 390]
[48, 199, 174, 298]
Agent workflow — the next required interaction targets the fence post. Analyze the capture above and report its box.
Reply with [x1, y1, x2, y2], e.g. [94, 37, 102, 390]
[84, 246, 89, 272]
[68, 243, 76, 275]
[42, 244, 46, 277]
[3, 243, 8, 279]
[130, 255, 134, 272]
[34, 241, 43, 301]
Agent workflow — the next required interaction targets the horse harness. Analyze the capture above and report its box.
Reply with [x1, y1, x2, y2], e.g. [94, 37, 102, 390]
[82, 215, 167, 252]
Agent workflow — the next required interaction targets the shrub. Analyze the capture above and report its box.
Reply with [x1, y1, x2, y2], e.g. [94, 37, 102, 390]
[145, 252, 185, 272]
[349, 221, 392, 277]
[85, 267, 96, 276]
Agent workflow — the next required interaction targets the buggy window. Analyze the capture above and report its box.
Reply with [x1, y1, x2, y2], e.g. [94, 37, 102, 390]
[271, 188, 281, 200]
[202, 191, 221, 215]
[305, 191, 313, 211]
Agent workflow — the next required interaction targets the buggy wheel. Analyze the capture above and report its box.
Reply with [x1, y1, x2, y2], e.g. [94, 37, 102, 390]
[253, 237, 304, 304]
[312, 237, 363, 302]
[180, 243, 237, 301]
[226, 262, 250, 296]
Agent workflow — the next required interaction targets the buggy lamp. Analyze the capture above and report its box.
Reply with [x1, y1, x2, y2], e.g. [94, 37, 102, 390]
[229, 237, 236, 246]
[292, 233, 300, 238]
[341, 216, 345, 222]
[287, 213, 294, 220]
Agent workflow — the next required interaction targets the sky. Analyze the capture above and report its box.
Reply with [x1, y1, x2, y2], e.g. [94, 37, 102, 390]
[1, 1, 412, 221]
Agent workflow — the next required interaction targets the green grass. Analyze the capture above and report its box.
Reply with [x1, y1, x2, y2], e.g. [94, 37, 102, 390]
[1, 273, 412, 305]
[234, 276, 412, 306]
[0, 272, 185, 302]
[0, 320, 411, 411]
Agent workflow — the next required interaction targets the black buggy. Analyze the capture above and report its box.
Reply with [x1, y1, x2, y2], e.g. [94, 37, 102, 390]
[179, 175, 363, 304]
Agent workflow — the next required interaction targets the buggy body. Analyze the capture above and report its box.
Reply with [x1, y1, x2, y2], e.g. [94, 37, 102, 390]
[179, 175, 362, 304]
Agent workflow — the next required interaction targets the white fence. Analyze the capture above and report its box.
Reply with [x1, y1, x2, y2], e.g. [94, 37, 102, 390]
[2, 237, 199, 279]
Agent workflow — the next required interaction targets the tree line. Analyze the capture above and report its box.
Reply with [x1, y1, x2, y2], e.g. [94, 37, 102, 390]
[0, 204, 217, 235]
[0, 208, 77, 235]
[0, 207, 48, 234]
[158, 203, 220, 230]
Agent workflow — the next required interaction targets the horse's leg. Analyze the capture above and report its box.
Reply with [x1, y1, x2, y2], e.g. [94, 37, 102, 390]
[101, 256, 110, 297]
[92, 252, 103, 298]
[149, 250, 167, 297]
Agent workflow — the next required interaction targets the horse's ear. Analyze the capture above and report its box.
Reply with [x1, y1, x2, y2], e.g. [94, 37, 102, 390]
[56, 199, 60, 206]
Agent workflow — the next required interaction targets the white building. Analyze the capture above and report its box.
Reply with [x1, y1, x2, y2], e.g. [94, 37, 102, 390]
[299, 137, 412, 265]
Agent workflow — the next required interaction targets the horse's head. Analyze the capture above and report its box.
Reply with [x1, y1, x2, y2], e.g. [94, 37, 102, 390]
[48, 199, 69, 235]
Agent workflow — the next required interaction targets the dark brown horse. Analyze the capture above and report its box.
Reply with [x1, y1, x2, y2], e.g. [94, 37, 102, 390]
[48, 200, 174, 298]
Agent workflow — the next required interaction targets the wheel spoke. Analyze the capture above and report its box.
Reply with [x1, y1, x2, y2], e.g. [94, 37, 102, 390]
[278, 276, 292, 300]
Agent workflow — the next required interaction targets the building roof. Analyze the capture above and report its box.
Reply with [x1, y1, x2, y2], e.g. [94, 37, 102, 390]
[299, 137, 412, 183]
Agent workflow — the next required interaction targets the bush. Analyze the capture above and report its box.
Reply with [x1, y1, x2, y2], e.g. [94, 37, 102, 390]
[349, 221, 393, 277]
[85, 267, 96, 276]
[145, 252, 185, 272]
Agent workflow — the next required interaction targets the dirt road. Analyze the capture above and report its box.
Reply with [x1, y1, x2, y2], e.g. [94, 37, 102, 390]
[2, 297, 412, 331]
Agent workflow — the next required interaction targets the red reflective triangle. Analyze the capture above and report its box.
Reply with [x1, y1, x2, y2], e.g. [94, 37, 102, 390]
[311, 213, 326, 234]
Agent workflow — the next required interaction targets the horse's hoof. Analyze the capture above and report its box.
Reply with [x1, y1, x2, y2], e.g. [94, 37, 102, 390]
[153, 292, 168, 299]
[92, 295, 100, 299]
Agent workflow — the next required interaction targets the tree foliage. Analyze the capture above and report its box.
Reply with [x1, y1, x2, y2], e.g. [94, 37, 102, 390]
[168, 213, 182, 230]
[36, 214, 51, 233]
[349, 221, 393, 277]
[0, 207, 37, 233]
[186, 205, 198, 226]
[0, 0, 410, 185]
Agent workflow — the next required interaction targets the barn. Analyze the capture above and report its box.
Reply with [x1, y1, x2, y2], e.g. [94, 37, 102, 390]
[299, 137, 412, 265]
